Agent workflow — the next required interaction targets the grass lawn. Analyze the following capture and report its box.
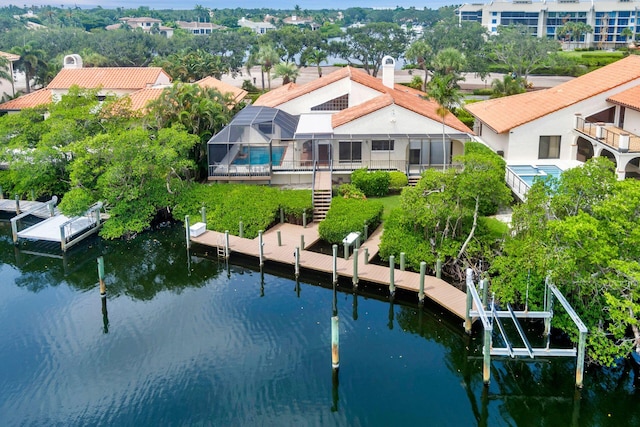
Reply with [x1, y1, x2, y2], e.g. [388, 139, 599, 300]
[371, 194, 402, 222]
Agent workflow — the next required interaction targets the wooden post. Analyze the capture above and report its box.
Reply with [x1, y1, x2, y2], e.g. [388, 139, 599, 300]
[481, 278, 489, 309]
[15, 194, 20, 214]
[303, 212, 307, 228]
[419, 261, 426, 303]
[280, 208, 284, 223]
[258, 230, 264, 267]
[331, 315, 339, 369]
[294, 246, 300, 277]
[436, 258, 442, 279]
[363, 221, 368, 240]
[332, 244, 338, 284]
[239, 221, 244, 238]
[11, 218, 18, 244]
[277, 230, 281, 246]
[343, 241, 349, 260]
[30, 189, 35, 201]
[300, 234, 305, 251]
[389, 255, 395, 296]
[363, 247, 369, 265]
[224, 230, 230, 259]
[465, 274, 473, 334]
[60, 224, 66, 252]
[352, 248, 359, 288]
[483, 328, 492, 385]
[400, 252, 406, 271]
[185, 215, 191, 249]
[576, 331, 587, 388]
[201, 205, 206, 224]
[97, 256, 106, 297]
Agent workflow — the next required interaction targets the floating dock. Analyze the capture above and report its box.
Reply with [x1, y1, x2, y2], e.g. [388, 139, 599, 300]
[191, 222, 467, 320]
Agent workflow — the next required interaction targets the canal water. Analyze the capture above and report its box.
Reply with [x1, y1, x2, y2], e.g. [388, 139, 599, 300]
[1, 221, 638, 426]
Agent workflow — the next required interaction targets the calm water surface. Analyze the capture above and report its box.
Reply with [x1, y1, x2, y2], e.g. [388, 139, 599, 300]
[1, 221, 639, 426]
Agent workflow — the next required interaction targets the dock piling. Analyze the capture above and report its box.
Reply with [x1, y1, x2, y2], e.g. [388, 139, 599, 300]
[300, 234, 305, 251]
[352, 248, 359, 288]
[0, 185, 3, 199]
[185, 215, 191, 249]
[30, 189, 35, 201]
[280, 208, 284, 223]
[419, 261, 426, 303]
[436, 258, 442, 279]
[295, 246, 300, 277]
[97, 256, 106, 297]
[258, 230, 264, 267]
[277, 230, 281, 246]
[224, 230, 230, 259]
[400, 252, 406, 271]
[363, 247, 369, 265]
[201, 205, 206, 224]
[465, 269, 473, 334]
[331, 315, 339, 369]
[332, 244, 338, 284]
[303, 212, 307, 228]
[481, 278, 489, 309]
[363, 221, 368, 240]
[389, 255, 395, 295]
[239, 221, 244, 238]
[343, 241, 349, 260]
[15, 194, 20, 214]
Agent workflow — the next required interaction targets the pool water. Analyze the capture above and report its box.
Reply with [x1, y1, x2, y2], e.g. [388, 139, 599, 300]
[509, 164, 563, 187]
[233, 146, 286, 166]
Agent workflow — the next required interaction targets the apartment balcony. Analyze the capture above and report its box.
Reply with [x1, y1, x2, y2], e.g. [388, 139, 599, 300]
[574, 115, 640, 153]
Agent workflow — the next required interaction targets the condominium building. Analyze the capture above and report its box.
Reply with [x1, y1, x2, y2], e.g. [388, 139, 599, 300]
[457, 0, 639, 48]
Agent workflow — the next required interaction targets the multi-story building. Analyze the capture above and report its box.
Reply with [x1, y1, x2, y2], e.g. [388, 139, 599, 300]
[457, 0, 639, 48]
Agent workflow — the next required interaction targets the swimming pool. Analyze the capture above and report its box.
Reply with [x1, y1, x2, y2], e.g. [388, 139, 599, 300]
[233, 146, 286, 166]
[508, 164, 564, 187]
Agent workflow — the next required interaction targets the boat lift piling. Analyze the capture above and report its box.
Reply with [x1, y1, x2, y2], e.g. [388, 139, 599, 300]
[465, 268, 588, 388]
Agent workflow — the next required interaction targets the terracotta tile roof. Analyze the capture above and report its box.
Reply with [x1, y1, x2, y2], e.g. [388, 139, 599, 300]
[0, 89, 51, 111]
[607, 84, 640, 111]
[466, 55, 640, 134]
[255, 66, 471, 133]
[48, 67, 170, 91]
[126, 87, 164, 112]
[195, 76, 248, 103]
[0, 51, 20, 62]
[332, 94, 393, 128]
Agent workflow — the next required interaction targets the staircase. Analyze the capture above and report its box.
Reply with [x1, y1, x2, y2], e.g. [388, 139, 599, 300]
[408, 175, 421, 186]
[313, 170, 332, 222]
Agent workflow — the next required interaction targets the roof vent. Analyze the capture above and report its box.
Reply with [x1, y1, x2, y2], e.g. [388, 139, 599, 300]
[382, 55, 395, 89]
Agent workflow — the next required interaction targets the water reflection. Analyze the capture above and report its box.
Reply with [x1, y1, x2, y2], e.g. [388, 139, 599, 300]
[0, 221, 639, 425]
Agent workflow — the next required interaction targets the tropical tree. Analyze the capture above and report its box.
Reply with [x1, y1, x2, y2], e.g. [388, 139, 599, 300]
[432, 47, 466, 84]
[272, 61, 300, 84]
[427, 73, 464, 171]
[490, 74, 526, 98]
[341, 22, 409, 76]
[246, 44, 280, 91]
[621, 27, 634, 45]
[405, 39, 433, 91]
[302, 48, 328, 77]
[11, 44, 47, 93]
[557, 21, 593, 49]
[488, 24, 561, 83]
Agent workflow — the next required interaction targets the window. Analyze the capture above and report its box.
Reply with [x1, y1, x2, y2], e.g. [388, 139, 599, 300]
[371, 140, 394, 151]
[258, 122, 274, 135]
[339, 141, 362, 162]
[539, 136, 561, 159]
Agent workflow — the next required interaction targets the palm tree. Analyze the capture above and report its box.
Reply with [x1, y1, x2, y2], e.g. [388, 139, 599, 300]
[490, 74, 526, 98]
[247, 44, 280, 91]
[427, 74, 463, 171]
[621, 27, 634, 46]
[405, 39, 433, 91]
[432, 47, 466, 84]
[11, 44, 47, 94]
[304, 48, 328, 77]
[273, 61, 300, 84]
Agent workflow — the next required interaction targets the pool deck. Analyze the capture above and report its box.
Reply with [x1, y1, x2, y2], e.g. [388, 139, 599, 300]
[191, 222, 468, 320]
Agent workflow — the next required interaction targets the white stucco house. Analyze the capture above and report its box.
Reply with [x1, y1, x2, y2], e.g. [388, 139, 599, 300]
[207, 56, 473, 188]
[237, 17, 276, 34]
[466, 54, 640, 199]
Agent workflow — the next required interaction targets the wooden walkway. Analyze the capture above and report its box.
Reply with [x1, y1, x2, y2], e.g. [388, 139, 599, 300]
[191, 223, 467, 320]
[0, 199, 55, 218]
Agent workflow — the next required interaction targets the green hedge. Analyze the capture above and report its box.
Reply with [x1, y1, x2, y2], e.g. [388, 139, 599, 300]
[388, 171, 408, 191]
[318, 197, 383, 244]
[173, 183, 312, 239]
[351, 168, 391, 197]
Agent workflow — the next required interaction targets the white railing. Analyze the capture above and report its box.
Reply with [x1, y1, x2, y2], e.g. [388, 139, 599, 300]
[505, 167, 530, 201]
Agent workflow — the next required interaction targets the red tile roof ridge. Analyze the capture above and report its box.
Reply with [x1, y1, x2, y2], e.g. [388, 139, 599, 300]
[607, 84, 640, 112]
[332, 94, 393, 128]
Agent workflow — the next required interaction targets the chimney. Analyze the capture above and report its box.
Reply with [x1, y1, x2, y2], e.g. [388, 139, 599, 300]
[63, 54, 83, 69]
[381, 55, 395, 89]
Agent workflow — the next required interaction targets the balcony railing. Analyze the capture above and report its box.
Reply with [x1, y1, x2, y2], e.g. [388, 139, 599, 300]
[575, 116, 640, 152]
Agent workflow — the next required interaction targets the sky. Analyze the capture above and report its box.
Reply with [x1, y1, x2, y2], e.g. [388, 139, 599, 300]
[18, 1, 465, 10]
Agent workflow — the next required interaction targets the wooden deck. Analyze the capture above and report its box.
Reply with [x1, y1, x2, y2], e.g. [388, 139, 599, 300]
[191, 223, 467, 320]
[0, 199, 55, 218]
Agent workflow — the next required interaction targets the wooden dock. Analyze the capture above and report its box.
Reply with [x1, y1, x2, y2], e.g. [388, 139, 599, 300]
[0, 198, 56, 218]
[191, 223, 467, 320]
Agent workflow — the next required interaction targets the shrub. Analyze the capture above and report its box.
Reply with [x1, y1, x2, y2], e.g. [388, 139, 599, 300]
[388, 171, 408, 191]
[472, 88, 493, 96]
[337, 183, 366, 199]
[318, 197, 383, 244]
[351, 168, 391, 197]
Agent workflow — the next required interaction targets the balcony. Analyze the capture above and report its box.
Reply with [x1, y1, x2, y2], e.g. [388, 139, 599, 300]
[575, 116, 640, 153]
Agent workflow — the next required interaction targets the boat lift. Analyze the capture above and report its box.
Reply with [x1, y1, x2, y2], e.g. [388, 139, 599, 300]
[464, 268, 588, 388]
